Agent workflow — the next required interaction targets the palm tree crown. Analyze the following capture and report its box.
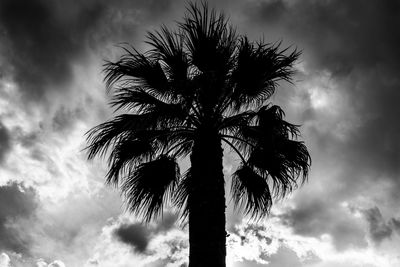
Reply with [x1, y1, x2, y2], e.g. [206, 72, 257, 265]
[86, 1, 310, 229]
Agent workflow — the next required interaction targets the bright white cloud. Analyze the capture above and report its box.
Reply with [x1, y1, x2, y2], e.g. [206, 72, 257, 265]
[0, 253, 10, 267]
[227, 217, 400, 267]
[48, 261, 66, 267]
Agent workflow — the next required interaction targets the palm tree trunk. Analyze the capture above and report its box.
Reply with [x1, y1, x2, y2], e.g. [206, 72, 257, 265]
[188, 130, 226, 267]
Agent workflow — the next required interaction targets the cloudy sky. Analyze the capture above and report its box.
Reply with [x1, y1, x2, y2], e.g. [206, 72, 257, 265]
[0, 0, 399, 266]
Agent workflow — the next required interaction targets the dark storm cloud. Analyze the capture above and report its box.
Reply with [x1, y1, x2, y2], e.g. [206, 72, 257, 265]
[114, 223, 150, 253]
[361, 207, 392, 245]
[0, 0, 104, 101]
[0, 181, 38, 254]
[280, 197, 367, 250]
[282, 201, 400, 249]
[52, 106, 86, 132]
[0, 122, 11, 164]
[389, 218, 400, 234]
[0, 0, 175, 102]
[113, 213, 177, 253]
[243, 0, 400, 190]
[245, 0, 400, 72]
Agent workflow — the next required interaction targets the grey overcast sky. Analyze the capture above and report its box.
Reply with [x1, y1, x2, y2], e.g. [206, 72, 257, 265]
[0, 0, 399, 266]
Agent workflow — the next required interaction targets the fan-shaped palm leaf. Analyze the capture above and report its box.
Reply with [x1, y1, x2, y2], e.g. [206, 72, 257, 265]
[230, 38, 300, 110]
[232, 165, 272, 219]
[104, 48, 169, 96]
[122, 155, 180, 222]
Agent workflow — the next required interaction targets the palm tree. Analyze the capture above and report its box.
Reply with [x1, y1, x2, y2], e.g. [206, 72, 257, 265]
[86, 2, 310, 266]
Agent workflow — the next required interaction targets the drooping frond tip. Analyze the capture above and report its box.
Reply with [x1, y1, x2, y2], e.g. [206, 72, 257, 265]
[227, 104, 310, 219]
[232, 165, 273, 220]
[172, 168, 192, 221]
[122, 155, 180, 222]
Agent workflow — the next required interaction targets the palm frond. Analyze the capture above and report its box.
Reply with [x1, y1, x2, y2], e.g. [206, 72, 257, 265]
[218, 111, 256, 134]
[226, 104, 310, 198]
[167, 139, 194, 158]
[225, 105, 300, 157]
[106, 138, 154, 185]
[103, 46, 169, 97]
[110, 88, 172, 113]
[110, 87, 197, 127]
[179, 2, 238, 115]
[106, 128, 195, 186]
[180, 1, 237, 76]
[122, 155, 180, 222]
[146, 26, 190, 84]
[248, 139, 310, 198]
[256, 105, 300, 138]
[86, 114, 151, 159]
[230, 37, 300, 110]
[146, 26, 203, 120]
[223, 122, 259, 159]
[141, 100, 193, 129]
[86, 104, 193, 159]
[221, 137, 247, 163]
[173, 168, 192, 221]
[231, 165, 272, 219]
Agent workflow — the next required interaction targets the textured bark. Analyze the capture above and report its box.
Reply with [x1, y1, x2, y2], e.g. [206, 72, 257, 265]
[188, 129, 226, 267]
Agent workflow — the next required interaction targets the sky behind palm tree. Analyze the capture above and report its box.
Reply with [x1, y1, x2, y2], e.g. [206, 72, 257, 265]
[0, 0, 399, 266]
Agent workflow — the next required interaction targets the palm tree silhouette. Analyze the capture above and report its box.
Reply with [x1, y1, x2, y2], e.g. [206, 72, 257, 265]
[86, 2, 310, 266]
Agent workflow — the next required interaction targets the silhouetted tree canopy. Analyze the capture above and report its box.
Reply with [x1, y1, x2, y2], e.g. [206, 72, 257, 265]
[86, 2, 310, 266]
